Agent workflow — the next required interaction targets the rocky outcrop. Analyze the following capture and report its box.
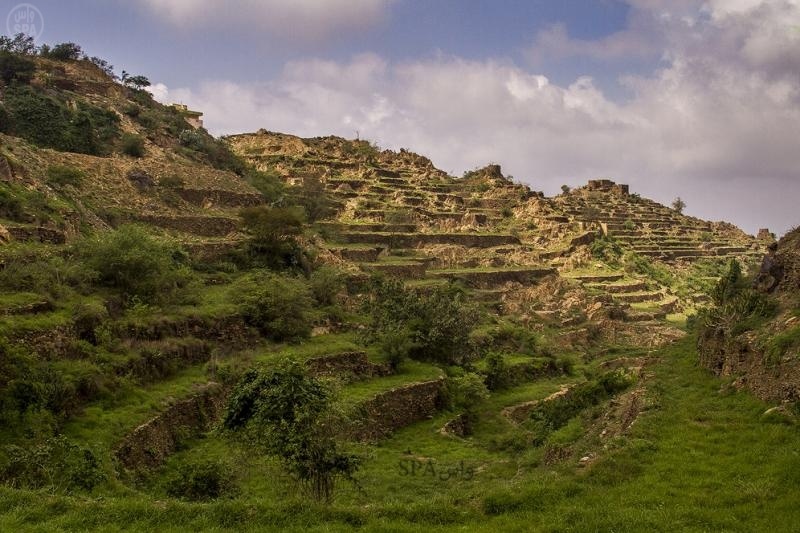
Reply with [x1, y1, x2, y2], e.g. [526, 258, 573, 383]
[699, 327, 800, 403]
[115, 383, 227, 470]
[0, 224, 10, 244]
[699, 227, 800, 403]
[347, 379, 445, 441]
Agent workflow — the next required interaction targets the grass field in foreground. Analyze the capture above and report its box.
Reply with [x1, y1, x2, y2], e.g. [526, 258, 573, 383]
[2, 336, 799, 532]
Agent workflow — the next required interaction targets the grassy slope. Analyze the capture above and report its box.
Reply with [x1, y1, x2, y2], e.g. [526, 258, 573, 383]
[1, 336, 799, 531]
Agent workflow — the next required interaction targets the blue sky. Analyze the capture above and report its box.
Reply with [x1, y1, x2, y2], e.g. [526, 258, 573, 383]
[5, 0, 800, 235]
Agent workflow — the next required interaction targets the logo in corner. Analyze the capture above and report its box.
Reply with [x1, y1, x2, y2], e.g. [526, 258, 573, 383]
[6, 4, 44, 40]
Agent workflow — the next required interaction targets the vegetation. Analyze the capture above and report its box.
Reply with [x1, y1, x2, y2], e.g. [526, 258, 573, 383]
[222, 360, 360, 502]
[45, 164, 84, 187]
[76, 225, 196, 304]
[240, 206, 307, 269]
[362, 276, 481, 365]
[121, 133, 145, 157]
[671, 196, 686, 213]
[233, 271, 313, 342]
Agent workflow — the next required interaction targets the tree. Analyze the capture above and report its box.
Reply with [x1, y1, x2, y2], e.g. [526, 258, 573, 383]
[560, 184, 571, 194]
[672, 197, 686, 214]
[0, 33, 36, 55]
[222, 360, 360, 502]
[240, 205, 306, 268]
[120, 71, 150, 90]
[41, 42, 82, 61]
[363, 276, 481, 365]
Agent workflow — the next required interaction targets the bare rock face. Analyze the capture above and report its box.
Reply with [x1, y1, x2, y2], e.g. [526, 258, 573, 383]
[0, 224, 11, 245]
[754, 227, 800, 293]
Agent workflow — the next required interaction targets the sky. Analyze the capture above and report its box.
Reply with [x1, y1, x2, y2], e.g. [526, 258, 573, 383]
[6, 0, 800, 235]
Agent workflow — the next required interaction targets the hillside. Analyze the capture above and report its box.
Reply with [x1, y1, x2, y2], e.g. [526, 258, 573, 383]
[698, 227, 800, 403]
[1, 42, 798, 532]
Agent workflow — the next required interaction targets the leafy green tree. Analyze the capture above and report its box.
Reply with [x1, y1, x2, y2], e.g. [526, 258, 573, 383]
[364, 277, 481, 365]
[222, 360, 360, 502]
[41, 42, 82, 61]
[240, 205, 306, 268]
[0, 33, 36, 55]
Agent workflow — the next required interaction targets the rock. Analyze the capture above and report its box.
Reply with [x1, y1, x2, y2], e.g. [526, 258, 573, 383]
[126, 168, 155, 191]
[0, 224, 11, 245]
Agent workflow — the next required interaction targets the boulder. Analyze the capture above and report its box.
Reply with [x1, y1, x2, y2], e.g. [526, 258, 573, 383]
[0, 224, 10, 245]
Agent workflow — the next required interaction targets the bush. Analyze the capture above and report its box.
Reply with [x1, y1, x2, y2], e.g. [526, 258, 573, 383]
[1, 85, 120, 155]
[164, 459, 236, 501]
[223, 360, 360, 502]
[484, 352, 510, 391]
[240, 206, 306, 269]
[0, 50, 35, 83]
[591, 235, 623, 262]
[75, 225, 195, 303]
[46, 164, 84, 187]
[376, 326, 417, 371]
[244, 168, 284, 202]
[0, 435, 105, 492]
[363, 277, 481, 365]
[233, 271, 313, 342]
[121, 133, 145, 157]
[528, 371, 631, 440]
[444, 372, 489, 432]
[309, 266, 345, 306]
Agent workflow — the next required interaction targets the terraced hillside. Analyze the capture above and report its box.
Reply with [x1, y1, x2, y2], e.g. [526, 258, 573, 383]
[2, 44, 793, 533]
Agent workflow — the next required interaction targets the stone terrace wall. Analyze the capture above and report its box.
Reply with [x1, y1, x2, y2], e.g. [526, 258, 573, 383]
[347, 379, 445, 442]
[115, 383, 227, 470]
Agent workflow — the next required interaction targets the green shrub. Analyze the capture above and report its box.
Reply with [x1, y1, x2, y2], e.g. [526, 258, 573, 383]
[309, 266, 345, 306]
[624, 252, 674, 287]
[46, 164, 85, 187]
[363, 277, 482, 365]
[484, 352, 510, 391]
[40, 42, 82, 61]
[233, 271, 313, 342]
[623, 219, 635, 231]
[76, 225, 195, 303]
[223, 360, 360, 502]
[0, 51, 35, 83]
[164, 459, 236, 501]
[376, 326, 417, 371]
[243, 168, 284, 202]
[240, 205, 307, 269]
[444, 372, 489, 431]
[0, 435, 104, 492]
[2, 85, 120, 155]
[121, 133, 145, 157]
[591, 235, 623, 262]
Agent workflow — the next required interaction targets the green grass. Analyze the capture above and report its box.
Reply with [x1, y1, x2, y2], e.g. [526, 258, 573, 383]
[3, 337, 800, 531]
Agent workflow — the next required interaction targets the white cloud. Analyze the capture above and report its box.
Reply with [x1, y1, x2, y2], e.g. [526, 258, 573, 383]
[153, 0, 800, 235]
[134, 0, 394, 40]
